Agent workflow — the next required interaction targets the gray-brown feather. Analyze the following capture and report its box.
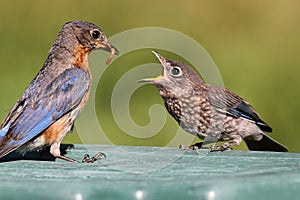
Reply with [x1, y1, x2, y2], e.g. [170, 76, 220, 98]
[149, 54, 287, 152]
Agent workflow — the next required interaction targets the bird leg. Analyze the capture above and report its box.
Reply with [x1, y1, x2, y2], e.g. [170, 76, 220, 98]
[56, 152, 106, 163]
[52, 144, 106, 163]
[50, 142, 78, 162]
[57, 151, 106, 163]
[57, 155, 78, 163]
[178, 142, 204, 150]
[210, 135, 243, 152]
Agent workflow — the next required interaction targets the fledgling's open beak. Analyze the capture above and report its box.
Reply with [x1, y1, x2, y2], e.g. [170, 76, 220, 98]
[138, 50, 165, 83]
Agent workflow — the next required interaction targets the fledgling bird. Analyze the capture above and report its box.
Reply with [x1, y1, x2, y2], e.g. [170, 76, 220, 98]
[0, 20, 118, 162]
[139, 51, 288, 152]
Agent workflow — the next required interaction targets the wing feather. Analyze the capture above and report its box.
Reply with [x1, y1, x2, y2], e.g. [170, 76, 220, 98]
[0, 67, 90, 157]
[195, 84, 272, 132]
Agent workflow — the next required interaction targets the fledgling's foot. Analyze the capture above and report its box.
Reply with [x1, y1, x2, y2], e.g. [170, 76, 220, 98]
[82, 152, 106, 163]
[179, 142, 203, 151]
[209, 142, 233, 152]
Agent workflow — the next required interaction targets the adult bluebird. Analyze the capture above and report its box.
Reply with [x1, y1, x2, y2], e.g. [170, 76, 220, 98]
[0, 20, 118, 162]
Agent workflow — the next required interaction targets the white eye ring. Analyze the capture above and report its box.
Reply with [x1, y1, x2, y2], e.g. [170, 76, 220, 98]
[90, 29, 101, 40]
[170, 67, 182, 77]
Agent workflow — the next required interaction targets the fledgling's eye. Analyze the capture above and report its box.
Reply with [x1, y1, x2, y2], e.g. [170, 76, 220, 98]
[90, 29, 101, 39]
[170, 67, 182, 77]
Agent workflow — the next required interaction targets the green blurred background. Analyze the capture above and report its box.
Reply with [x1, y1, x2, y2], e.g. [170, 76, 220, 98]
[0, 0, 299, 151]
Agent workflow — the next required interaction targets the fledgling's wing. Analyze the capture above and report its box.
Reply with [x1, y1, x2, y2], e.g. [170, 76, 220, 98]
[199, 84, 272, 132]
[0, 67, 90, 157]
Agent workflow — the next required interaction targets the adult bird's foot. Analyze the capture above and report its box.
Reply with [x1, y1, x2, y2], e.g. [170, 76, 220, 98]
[57, 155, 78, 163]
[179, 142, 203, 150]
[82, 152, 106, 163]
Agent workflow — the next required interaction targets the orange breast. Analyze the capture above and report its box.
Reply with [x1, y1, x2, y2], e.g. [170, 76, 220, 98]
[74, 44, 91, 71]
[38, 87, 91, 145]
[42, 114, 73, 144]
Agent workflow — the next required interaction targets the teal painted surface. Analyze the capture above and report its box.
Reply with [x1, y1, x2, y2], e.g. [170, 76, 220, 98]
[0, 145, 299, 200]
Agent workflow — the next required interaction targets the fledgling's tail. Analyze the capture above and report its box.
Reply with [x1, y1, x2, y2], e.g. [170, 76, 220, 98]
[244, 134, 288, 152]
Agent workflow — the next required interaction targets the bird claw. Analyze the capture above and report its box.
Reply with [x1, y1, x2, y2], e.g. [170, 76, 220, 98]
[179, 144, 196, 151]
[81, 152, 106, 163]
[178, 142, 203, 151]
[179, 141, 235, 152]
[209, 142, 233, 152]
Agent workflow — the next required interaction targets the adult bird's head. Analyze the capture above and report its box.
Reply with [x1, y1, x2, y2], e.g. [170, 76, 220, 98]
[138, 51, 203, 95]
[53, 20, 119, 65]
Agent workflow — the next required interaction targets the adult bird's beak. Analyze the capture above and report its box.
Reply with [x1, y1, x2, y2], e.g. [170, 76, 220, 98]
[138, 50, 165, 83]
[95, 40, 119, 55]
[95, 38, 119, 65]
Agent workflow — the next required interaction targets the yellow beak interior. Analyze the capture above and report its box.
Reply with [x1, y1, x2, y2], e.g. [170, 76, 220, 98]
[138, 75, 163, 83]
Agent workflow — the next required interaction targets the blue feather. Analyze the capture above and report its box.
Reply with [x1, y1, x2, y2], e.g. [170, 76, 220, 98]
[0, 67, 90, 157]
[0, 123, 10, 138]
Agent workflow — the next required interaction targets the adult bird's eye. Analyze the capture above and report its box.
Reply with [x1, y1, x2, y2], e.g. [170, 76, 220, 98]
[170, 67, 182, 77]
[91, 30, 101, 39]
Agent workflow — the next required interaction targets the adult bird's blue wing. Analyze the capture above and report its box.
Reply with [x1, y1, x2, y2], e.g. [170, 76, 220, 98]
[0, 67, 90, 157]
